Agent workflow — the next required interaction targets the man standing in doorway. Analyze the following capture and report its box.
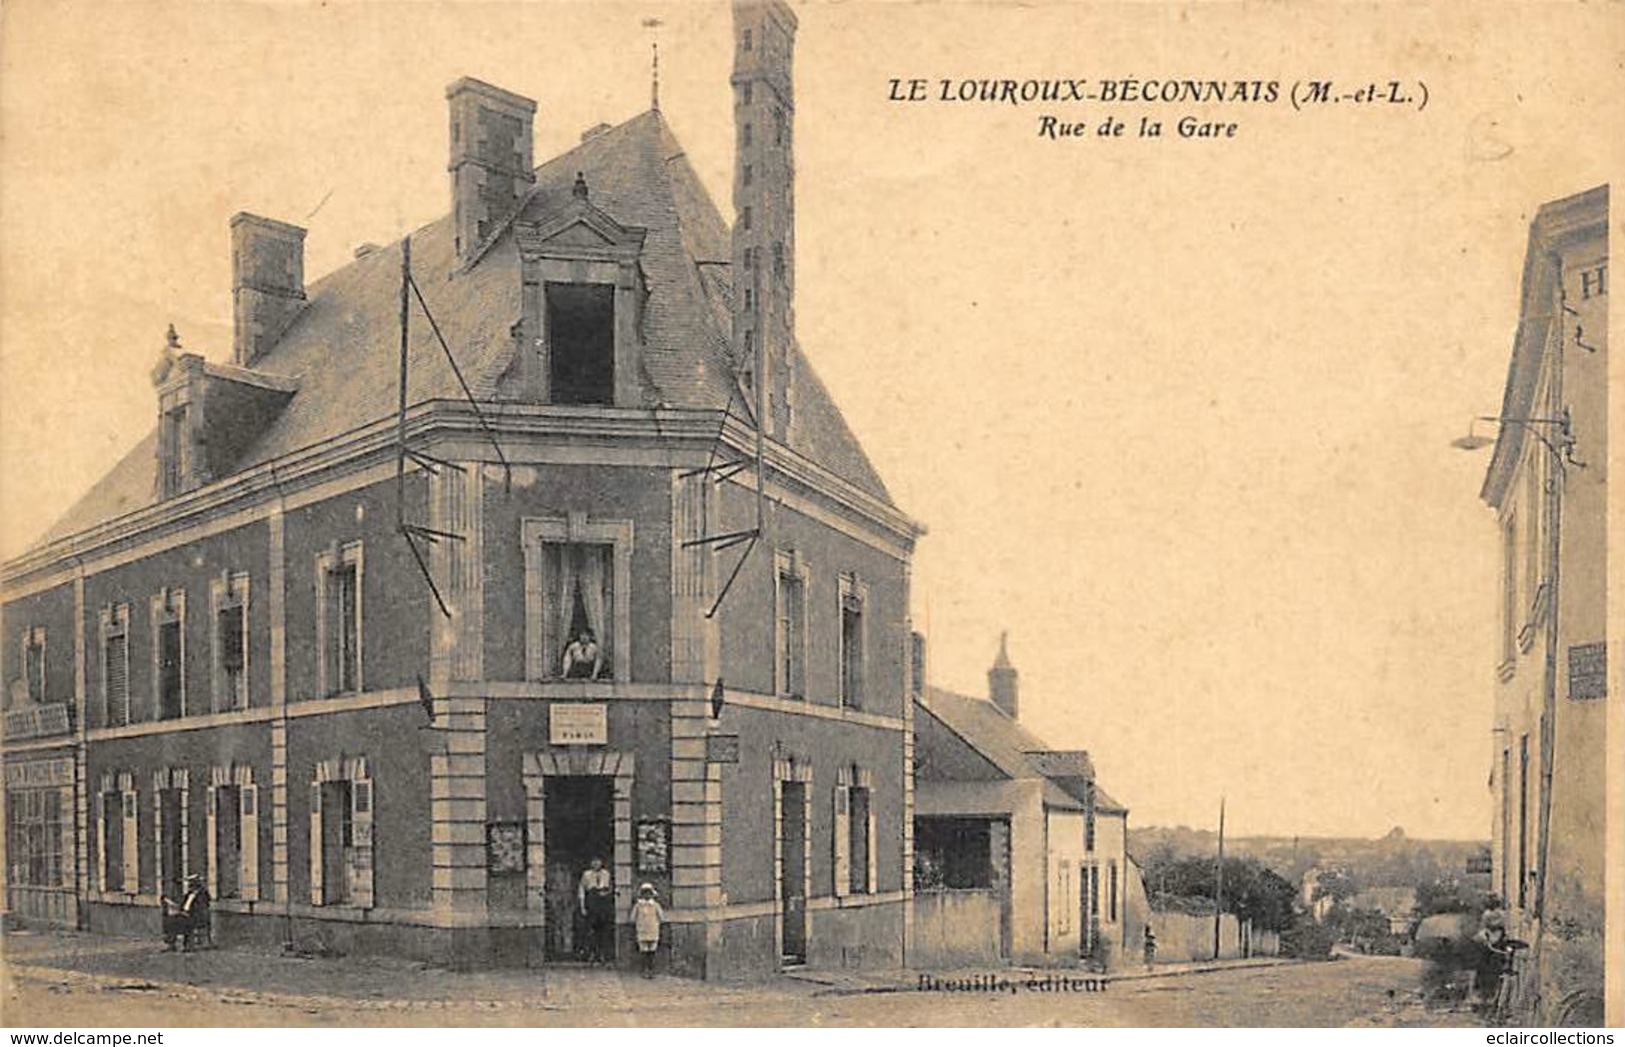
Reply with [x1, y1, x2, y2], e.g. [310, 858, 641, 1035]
[577, 857, 614, 963]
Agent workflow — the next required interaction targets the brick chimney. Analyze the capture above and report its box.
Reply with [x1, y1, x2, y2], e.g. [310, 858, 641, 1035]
[988, 631, 1018, 719]
[447, 77, 536, 264]
[231, 213, 306, 367]
[731, 0, 797, 442]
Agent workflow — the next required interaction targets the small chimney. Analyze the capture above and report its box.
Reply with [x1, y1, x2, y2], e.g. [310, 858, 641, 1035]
[988, 631, 1018, 719]
[447, 77, 536, 264]
[231, 213, 306, 367]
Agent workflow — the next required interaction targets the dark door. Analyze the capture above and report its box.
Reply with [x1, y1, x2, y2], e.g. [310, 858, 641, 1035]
[321, 780, 352, 905]
[159, 790, 185, 900]
[215, 786, 240, 899]
[543, 776, 615, 962]
[780, 781, 807, 965]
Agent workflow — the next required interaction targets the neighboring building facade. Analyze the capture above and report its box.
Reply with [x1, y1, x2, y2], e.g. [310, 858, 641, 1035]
[910, 634, 1138, 968]
[1, 1, 923, 979]
[1479, 185, 1606, 1026]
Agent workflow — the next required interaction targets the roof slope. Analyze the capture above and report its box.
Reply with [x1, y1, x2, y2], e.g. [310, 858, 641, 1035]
[917, 685, 1098, 814]
[36, 109, 891, 548]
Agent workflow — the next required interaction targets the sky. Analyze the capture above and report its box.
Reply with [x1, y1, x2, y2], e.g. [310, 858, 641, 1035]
[2, 1, 1618, 841]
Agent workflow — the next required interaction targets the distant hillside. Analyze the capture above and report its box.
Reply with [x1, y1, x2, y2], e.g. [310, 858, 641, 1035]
[1129, 825, 1490, 889]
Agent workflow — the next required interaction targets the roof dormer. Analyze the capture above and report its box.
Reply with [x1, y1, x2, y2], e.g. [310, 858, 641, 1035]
[151, 325, 298, 500]
[512, 173, 649, 406]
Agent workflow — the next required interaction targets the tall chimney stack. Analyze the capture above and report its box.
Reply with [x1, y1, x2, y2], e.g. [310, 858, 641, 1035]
[447, 77, 536, 265]
[731, 0, 797, 442]
[988, 631, 1019, 719]
[231, 213, 306, 366]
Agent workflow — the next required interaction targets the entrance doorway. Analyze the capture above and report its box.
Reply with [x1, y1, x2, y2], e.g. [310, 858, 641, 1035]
[158, 790, 184, 900]
[320, 780, 352, 906]
[543, 776, 615, 962]
[779, 781, 808, 965]
[215, 785, 241, 899]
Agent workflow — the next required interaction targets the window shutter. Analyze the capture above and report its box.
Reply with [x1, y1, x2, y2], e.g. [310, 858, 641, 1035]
[121, 791, 138, 892]
[832, 785, 850, 898]
[239, 785, 259, 902]
[206, 786, 220, 898]
[97, 793, 109, 893]
[152, 791, 165, 897]
[309, 783, 324, 905]
[866, 797, 878, 895]
[351, 779, 374, 910]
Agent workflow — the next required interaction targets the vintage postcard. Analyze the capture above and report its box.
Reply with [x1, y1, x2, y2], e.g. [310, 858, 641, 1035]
[0, 0, 1619, 1031]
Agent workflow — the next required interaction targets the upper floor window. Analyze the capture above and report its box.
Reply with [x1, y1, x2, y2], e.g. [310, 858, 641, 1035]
[838, 574, 867, 709]
[741, 28, 752, 51]
[20, 626, 46, 705]
[772, 241, 786, 280]
[100, 606, 130, 727]
[317, 543, 363, 697]
[523, 516, 633, 684]
[211, 571, 250, 711]
[743, 163, 754, 188]
[775, 551, 808, 699]
[1501, 514, 1518, 664]
[774, 107, 786, 146]
[149, 590, 186, 719]
[547, 282, 615, 406]
[742, 122, 753, 148]
[740, 82, 753, 105]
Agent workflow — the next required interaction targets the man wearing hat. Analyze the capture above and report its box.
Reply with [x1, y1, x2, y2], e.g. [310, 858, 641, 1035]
[180, 873, 212, 951]
[630, 883, 665, 978]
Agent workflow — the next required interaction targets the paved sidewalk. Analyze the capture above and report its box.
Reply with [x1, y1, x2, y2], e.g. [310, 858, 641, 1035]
[782, 955, 1307, 996]
[3, 928, 798, 1014]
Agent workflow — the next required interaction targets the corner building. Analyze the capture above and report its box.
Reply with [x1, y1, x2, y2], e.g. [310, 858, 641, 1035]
[1, 1, 922, 979]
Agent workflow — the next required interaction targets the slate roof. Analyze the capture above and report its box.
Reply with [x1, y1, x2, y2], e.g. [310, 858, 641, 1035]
[919, 685, 1058, 780]
[36, 109, 892, 549]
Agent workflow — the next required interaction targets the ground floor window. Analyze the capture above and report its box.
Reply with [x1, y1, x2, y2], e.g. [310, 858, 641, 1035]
[99, 776, 139, 894]
[913, 817, 994, 890]
[834, 768, 876, 897]
[209, 773, 259, 902]
[6, 788, 64, 887]
[311, 757, 373, 909]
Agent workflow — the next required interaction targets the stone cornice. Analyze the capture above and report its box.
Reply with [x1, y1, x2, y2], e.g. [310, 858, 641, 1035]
[3, 401, 918, 591]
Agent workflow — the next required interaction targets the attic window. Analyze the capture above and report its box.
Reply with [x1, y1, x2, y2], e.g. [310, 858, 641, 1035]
[547, 282, 615, 406]
[159, 403, 190, 498]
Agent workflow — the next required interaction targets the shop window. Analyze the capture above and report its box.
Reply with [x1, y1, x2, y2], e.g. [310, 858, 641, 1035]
[5, 787, 64, 888]
[546, 282, 615, 406]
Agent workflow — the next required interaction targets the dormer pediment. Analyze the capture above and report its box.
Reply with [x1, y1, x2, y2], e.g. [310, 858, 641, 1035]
[515, 175, 647, 265]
